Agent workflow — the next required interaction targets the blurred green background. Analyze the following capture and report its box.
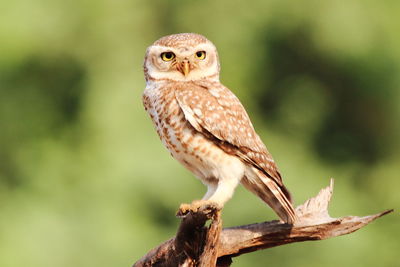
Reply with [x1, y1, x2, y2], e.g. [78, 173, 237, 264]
[0, 0, 399, 266]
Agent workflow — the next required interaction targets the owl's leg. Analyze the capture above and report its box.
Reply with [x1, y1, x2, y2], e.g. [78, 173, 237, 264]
[177, 159, 245, 216]
[177, 181, 219, 216]
[177, 178, 240, 216]
[202, 183, 218, 200]
[203, 178, 240, 205]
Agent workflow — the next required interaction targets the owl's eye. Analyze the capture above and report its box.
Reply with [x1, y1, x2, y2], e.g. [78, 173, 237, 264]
[195, 51, 206, 60]
[161, 52, 175, 61]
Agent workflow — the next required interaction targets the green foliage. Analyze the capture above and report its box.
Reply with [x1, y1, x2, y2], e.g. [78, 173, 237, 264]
[0, 0, 398, 266]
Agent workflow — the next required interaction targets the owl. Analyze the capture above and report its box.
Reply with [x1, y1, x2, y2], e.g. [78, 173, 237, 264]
[142, 33, 297, 224]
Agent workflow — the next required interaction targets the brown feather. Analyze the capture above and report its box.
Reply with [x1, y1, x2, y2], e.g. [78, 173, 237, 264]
[174, 81, 283, 186]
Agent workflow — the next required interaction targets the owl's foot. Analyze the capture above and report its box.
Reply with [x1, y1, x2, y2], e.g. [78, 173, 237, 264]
[176, 200, 221, 218]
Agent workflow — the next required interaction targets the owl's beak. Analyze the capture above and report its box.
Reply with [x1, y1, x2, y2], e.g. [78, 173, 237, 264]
[178, 61, 190, 76]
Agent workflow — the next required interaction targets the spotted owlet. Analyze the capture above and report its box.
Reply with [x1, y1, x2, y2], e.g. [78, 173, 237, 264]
[142, 33, 297, 224]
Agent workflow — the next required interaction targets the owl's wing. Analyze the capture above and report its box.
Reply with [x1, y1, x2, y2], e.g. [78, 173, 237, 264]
[174, 82, 284, 186]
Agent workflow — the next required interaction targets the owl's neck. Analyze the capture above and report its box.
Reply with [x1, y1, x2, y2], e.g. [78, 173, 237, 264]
[146, 74, 220, 85]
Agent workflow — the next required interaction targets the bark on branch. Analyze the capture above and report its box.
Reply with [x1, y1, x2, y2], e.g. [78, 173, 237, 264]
[133, 180, 393, 267]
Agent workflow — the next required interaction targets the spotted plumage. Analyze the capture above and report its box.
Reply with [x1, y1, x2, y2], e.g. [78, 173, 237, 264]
[143, 33, 297, 224]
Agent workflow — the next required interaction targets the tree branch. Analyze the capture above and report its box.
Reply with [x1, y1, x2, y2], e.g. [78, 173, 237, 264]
[133, 180, 393, 266]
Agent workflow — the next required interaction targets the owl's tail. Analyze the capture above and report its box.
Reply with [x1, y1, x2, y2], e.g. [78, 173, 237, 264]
[241, 170, 297, 224]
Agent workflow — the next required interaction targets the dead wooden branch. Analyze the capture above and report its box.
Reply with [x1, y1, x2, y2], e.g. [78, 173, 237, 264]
[133, 180, 393, 267]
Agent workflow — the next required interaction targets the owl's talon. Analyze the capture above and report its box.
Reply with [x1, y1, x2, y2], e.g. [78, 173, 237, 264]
[196, 201, 221, 213]
[176, 203, 192, 217]
[176, 200, 221, 218]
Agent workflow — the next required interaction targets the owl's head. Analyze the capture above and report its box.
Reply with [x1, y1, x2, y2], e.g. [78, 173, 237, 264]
[144, 33, 220, 82]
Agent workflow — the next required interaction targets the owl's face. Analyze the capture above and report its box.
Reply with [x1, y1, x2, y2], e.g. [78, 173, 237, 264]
[144, 33, 220, 82]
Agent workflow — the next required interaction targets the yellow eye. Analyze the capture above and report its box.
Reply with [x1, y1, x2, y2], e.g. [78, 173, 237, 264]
[160, 52, 175, 61]
[195, 51, 206, 60]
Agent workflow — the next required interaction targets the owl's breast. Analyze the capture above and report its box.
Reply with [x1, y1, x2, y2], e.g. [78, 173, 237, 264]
[143, 84, 186, 152]
[143, 83, 242, 182]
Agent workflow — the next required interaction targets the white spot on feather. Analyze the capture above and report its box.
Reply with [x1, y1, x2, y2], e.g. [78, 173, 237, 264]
[210, 90, 220, 98]
[193, 108, 202, 116]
